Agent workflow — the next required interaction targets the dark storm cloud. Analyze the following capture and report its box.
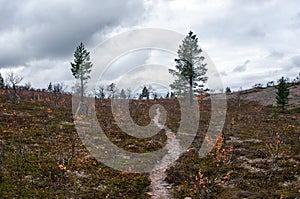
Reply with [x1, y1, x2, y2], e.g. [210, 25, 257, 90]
[233, 60, 250, 73]
[0, 0, 145, 68]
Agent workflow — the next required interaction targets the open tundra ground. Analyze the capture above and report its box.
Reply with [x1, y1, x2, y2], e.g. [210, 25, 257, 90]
[0, 86, 299, 198]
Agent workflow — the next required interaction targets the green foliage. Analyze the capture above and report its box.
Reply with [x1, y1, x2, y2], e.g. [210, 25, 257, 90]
[70, 42, 92, 101]
[70, 42, 92, 81]
[169, 31, 207, 104]
[272, 107, 278, 120]
[276, 77, 290, 112]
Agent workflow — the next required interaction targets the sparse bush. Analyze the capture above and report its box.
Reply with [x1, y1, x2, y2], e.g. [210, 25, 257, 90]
[267, 81, 274, 87]
[5, 71, 23, 103]
[225, 87, 231, 93]
[253, 83, 263, 89]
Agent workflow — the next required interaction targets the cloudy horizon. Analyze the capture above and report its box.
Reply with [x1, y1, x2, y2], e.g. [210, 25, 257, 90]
[0, 0, 300, 93]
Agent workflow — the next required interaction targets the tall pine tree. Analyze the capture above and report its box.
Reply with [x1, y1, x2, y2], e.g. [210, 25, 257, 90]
[276, 77, 289, 113]
[71, 42, 92, 102]
[169, 31, 207, 105]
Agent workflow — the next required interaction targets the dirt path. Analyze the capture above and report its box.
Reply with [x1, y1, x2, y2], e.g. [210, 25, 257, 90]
[149, 108, 183, 199]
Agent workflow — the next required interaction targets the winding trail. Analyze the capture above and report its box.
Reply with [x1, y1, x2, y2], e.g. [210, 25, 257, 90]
[149, 108, 183, 199]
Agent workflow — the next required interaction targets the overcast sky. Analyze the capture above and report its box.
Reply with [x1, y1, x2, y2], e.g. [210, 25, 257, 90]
[0, 0, 300, 93]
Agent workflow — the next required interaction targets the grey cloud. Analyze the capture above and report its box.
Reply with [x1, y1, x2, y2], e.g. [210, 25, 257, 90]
[220, 71, 228, 76]
[291, 55, 300, 66]
[21, 59, 73, 89]
[268, 50, 284, 58]
[1, 0, 300, 91]
[0, 0, 145, 68]
[193, 0, 299, 48]
[100, 50, 150, 82]
[247, 26, 266, 38]
[233, 60, 250, 73]
[143, 0, 299, 90]
[291, 12, 300, 28]
[234, 0, 272, 7]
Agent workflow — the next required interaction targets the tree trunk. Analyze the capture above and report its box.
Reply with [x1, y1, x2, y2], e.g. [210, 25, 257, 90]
[189, 75, 193, 106]
[80, 78, 84, 103]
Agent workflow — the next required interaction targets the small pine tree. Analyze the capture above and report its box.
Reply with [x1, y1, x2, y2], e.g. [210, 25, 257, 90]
[153, 92, 158, 100]
[119, 89, 126, 99]
[276, 77, 289, 113]
[170, 92, 175, 98]
[125, 88, 132, 99]
[141, 86, 149, 100]
[0, 73, 4, 88]
[53, 83, 63, 93]
[165, 92, 169, 99]
[48, 82, 53, 92]
[106, 83, 117, 99]
[225, 87, 231, 93]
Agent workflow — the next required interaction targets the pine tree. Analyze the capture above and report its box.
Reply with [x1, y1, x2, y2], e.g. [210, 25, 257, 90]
[0, 73, 4, 88]
[165, 92, 169, 99]
[153, 93, 157, 100]
[106, 83, 117, 99]
[120, 89, 126, 99]
[70, 42, 92, 102]
[47, 82, 53, 92]
[169, 31, 207, 105]
[125, 88, 132, 99]
[141, 86, 149, 100]
[225, 87, 231, 93]
[276, 77, 289, 113]
[170, 92, 175, 98]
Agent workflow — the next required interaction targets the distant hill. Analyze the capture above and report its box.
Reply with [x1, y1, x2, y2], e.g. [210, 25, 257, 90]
[225, 84, 300, 109]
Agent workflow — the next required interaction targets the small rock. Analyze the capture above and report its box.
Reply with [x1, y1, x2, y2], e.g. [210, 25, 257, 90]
[24, 175, 32, 181]
[147, 192, 153, 196]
